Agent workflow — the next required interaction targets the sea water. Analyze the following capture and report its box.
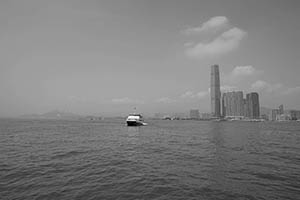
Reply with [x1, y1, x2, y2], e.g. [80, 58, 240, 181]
[1, 119, 299, 199]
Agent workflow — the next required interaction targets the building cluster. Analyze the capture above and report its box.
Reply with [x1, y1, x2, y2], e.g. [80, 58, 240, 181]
[157, 64, 300, 121]
[269, 104, 300, 121]
[210, 65, 260, 120]
[270, 104, 284, 121]
[189, 109, 200, 120]
[221, 91, 260, 119]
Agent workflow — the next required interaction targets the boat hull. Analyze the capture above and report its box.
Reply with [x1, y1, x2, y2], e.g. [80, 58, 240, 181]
[127, 121, 143, 126]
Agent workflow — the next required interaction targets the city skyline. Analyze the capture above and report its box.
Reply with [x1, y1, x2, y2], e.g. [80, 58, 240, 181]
[0, 0, 299, 117]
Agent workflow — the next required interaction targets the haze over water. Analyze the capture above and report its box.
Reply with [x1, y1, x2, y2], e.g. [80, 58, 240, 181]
[1, 119, 299, 199]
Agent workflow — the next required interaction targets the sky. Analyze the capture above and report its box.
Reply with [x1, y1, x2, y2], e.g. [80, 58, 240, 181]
[0, 0, 300, 117]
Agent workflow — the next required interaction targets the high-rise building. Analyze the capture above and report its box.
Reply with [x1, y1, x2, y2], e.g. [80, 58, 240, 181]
[221, 93, 226, 117]
[289, 110, 300, 120]
[190, 109, 200, 119]
[246, 92, 260, 119]
[270, 109, 280, 121]
[222, 91, 244, 117]
[200, 113, 211, 120]
[210, 65, 221, 117]
[243, 98, 247, 117]
[236, 91, 244, 116]
[279, 104, 284, 114]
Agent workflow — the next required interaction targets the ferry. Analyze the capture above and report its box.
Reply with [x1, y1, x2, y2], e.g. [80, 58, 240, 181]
[126, 114, 147, 126]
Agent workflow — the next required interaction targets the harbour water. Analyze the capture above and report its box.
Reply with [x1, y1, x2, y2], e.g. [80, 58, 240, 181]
[1, 118, 299, 199]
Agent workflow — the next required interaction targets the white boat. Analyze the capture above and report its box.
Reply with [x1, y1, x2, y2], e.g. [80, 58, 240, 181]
[126, 114, 147, 126]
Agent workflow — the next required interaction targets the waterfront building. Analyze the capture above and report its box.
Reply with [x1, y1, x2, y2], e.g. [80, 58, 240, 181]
[200, 113, 211, 120]
[276, 114, 290, 121]
[189, 109, 200, 119]
[172, 113, 186, 119]
[279, 104, 284, 115]
[221, 93, 226, 117]
[261, 114, 269, 121]
[222, 91, 244, 118]
[270, 105, 290, 121]
[288, 110, 300, 120]
[243, 98, 247, 117]
[270, 109, 280, 121]
[245, 92, 260, 119]
[210, 65, 221, 118]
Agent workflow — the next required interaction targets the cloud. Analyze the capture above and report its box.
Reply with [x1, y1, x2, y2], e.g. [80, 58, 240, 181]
[207, 85, 238, 95]
[231, 66, 262, 76]
[184, 42, 195, 47]
[208, 85, 239, 94]
[220, 85, 238, 92]
[251, 80, 283, 93]
[181, 91, 195, 98]
[224, 66, 263, 83]
[250, 80, 300, 97]
[112, 97, 144, 104]
[183, 16, 247, 59]
[183, 16, 229, 35]
[196, 91, 208, 99]
[185, 27, 247, 58]
[181, 91, 208, 99]
[156, 97, 176, 104]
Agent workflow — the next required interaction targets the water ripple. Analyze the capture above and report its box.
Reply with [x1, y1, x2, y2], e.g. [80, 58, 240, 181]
[1, 119, 300, 199]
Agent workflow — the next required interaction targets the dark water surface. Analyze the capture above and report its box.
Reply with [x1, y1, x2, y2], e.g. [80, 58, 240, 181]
[1, 119, 300, 200]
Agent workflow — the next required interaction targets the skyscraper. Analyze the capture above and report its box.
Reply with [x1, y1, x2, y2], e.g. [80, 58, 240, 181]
[210, 65, 221, 117]
[222, 91, 244, 117]
[221, 93, 226, 117]
[279, 104, 284, 114]
[246, 92, 260, 119]
[270, 109, 280, 121]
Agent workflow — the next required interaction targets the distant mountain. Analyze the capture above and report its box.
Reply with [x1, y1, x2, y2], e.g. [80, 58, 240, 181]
[20, 110, 81, 120]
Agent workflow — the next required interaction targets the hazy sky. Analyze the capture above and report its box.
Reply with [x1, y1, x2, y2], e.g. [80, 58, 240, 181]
[1, 0, 299, 117]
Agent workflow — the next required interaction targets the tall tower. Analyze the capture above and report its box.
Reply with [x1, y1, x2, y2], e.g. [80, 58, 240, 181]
[246, 92, 260, 119]
[210, 65, 221, 117]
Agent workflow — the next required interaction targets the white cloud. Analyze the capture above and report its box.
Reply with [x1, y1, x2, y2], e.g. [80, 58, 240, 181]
[112, 97, 144, 104]
[181, 91, 195, 98]
[251, 80, 283, 93]
[231, 66, 261, 76]
[183, 16, 247, 59]
[183, 16, 229, 35]
[220, 85, 238, 92]
[181, 91, 208, 99]
[196, 91, 208, 99]
[250, 81, 300, 97]
[224, 66, 263, 83]
[185, 27, 247, 58]
[156, 97, 176, 104]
